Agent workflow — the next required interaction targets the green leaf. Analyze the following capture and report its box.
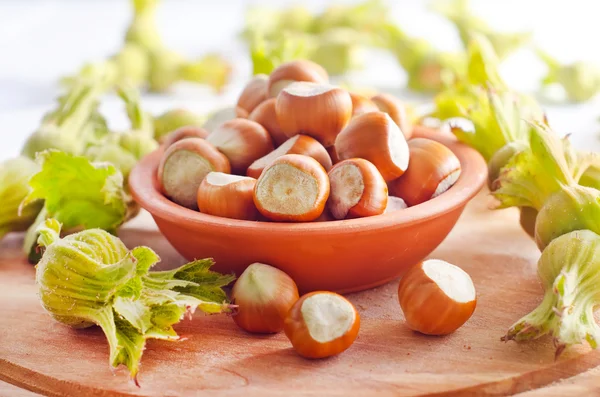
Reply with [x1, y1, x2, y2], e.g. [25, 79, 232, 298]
[23, 150, 127, 233]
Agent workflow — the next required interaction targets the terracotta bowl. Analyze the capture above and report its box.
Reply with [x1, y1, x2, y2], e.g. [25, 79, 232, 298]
[129, 126, 487, 293]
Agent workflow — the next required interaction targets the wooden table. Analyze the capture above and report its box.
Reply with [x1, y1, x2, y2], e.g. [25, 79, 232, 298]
[2, 192, 600, 396]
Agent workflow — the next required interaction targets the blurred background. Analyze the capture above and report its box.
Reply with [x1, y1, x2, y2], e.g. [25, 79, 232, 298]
[2, 0, 600, 160]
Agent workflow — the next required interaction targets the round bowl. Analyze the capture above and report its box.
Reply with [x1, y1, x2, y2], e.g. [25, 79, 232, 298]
[129, 126, 487, 293]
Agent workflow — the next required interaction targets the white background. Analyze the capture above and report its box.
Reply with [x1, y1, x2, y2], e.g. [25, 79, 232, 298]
[2, 0, 600, 161]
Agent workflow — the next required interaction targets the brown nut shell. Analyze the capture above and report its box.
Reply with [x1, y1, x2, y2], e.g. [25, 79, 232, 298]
[267, 60, 329, 97]
[247, 134, 332, 179]
[388, 138, 461, 206]
[206, 118, 274, 175]
[326, 145, 340, 165]
[231, 263, 299, 334]
[350, 92, 378, 117]
[371, 93, 412, 139]
[253, 154, 330, 222]
[160, 126, 210, 147]
[236, 74, 269, 115]
[284, 291, 360, 359]
[335, 112, 409, 182]
[158, 138, 231, 210]
[327, 158, 388, 219]
[197, 172, 259, 220]
[248, 98, 288, 147]
[276, 82, 352, 147]
[398, 259, 476, 335]
[203, 106, 248, 133]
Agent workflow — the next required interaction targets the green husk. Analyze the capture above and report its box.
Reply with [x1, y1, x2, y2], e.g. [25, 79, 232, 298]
[242, 0, 390, 76]
[178, 54, 232, 93]
[492, 121, 574, 210]
[383, 23, 465, 93]
[116, 84, 154, 136]
[580, 163, 600, 190]
[153, 109, 206, 140]
[0, 157, 43, 240]
[503, 229, 600, 355]
[22, 75, 111, 158]
[63, 0, 231, 93]
[451, 90, 541, 162]
[490, 121, 600, 249]
[487, 141, 529, 189]
[431, 0, 531, 60]
[125, 0, 162, 52]
[535, 185, 600, 250]
[35, 219, 234, 383]
[538, 49, 600, 103]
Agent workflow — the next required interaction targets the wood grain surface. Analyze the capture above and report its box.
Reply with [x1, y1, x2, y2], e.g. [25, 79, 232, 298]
[1, 191, 600, 397]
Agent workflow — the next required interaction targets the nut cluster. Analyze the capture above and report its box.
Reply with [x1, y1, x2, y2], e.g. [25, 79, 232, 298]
[156, 59, 461, 222]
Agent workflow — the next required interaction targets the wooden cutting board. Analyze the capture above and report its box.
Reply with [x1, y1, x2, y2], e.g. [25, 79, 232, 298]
[1, 191, 599, 397]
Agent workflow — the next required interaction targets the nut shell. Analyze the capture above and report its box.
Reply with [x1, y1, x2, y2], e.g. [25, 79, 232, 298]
[254, 154, 330, 222]
[350, 92, 378, 117]
[276, 82, 352, 147]
[160, 126, 210, 147]
[284, 291, 360, 359]
[197, 172, 259, 220]
[388, 138, 461, 206]
[206, 118, 274, 175]
[327, 158, 388, 219]
[398, 259, 476, 335]
[247, 135, 332, 179]
[335, 112, 409, 182]
[248, 98, 288, 147]
[231, 263, 299, 333]
[267, 60, 329, 97]
[237, 74, 269, 115]
[158, 138, 230, 210]
[371, 93, 412, 139]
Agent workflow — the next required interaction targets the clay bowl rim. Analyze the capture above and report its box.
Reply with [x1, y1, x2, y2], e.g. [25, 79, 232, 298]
[129, 127, 488, 236]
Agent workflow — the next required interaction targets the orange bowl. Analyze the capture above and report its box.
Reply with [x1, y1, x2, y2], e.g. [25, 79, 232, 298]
[129, 127, 487, 293]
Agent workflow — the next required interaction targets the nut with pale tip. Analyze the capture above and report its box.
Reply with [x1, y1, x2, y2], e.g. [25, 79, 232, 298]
[267, 60, 329, 98]
[371, 93, 412, 139]
[253, 154, 330, 222]
[247, 135, 332, 179]
[197, 172, 259, 220]
[206, 118, 274, 175]
[284, 291, 360, 359]
[398, 259, 476, 335]
[327, 158, 388, 219]
[335, 111, 409, 182]
[388, 138, 461, 206]
[158, 138, 230, 210]
[248, 98, 288, 147]
[160, 126, 210, 147]
[237, 74, 269, 115]
[276, 82, 352, 147]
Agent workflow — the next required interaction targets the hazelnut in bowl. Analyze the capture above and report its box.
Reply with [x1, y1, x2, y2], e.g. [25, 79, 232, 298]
[129, 127, 486, 294]
[129, 61, 487, 293]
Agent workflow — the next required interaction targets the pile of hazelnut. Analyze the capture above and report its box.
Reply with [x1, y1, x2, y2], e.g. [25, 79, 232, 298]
[157, 60, 461, 222]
